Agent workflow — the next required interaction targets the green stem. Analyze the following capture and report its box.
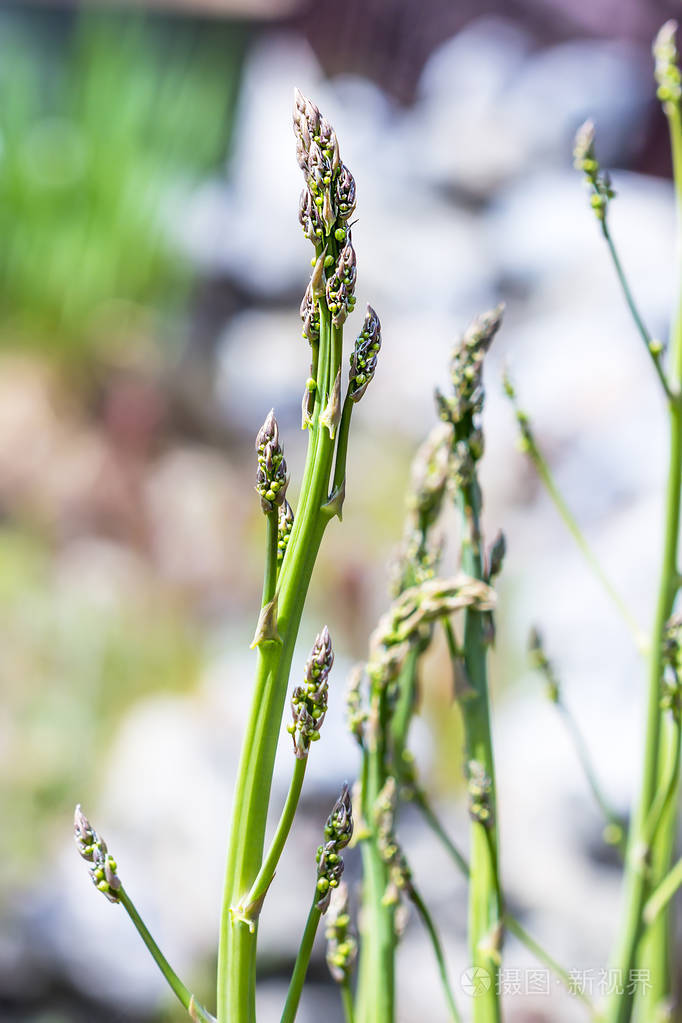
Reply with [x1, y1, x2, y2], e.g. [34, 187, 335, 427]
[119, 889, 215, 1023]
[604, 101, 682, 1023]
[280, 900, 322, 1023]
[341, 981, 356, 1023]
[413, 782, 590, 1007]
[356, 716, 395, 1023]
[601, 222, 675, 403]
[409, 883, 462, 1023]
[263, 508, 279, 605]
[451, 448, 502, 1023]
[503, 915, 595, 1013]
[218, 293, 342, 1022]
[526, 443, 645, 652]
[239, 756, 308, 922]
[331, 394, 353, 504]
[556, 702, 626, 854]
[643, 856, 682, 927]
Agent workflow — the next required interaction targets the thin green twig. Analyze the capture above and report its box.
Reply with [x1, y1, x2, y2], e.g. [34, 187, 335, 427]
[643, 855, 682, 926]
[409, 883, 462, 1023]
[280, 900, 322, 1023]
[119, 888, 215, 1023]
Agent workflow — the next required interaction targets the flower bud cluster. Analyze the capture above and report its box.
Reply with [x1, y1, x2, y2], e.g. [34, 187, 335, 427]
[74, 805, 121, 903]
[348, 305, 382, 401]
[467, 760, 493, 827]
[573, 119, 615, 222]
[255, 410, 289, 514]
[438, 307, 503, 434]
[654, 21, 682, 112]
[325, 883, 357, 984]
[316, 784, 353, 912]
[288, 626, 333, 758]
[277, 500, 294, 567]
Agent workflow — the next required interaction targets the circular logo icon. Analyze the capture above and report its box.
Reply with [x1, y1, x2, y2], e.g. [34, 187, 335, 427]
[461, 967, 492, 997]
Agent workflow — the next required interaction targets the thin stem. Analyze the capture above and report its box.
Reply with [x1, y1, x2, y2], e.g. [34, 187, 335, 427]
[605, 100, 682, 1023]
[451, 444, 502, 1023]
[409, 883, 462, 1023]
[356, 717, 395, 1023]
[119, 888, 215, 1023]
[331, 394, 353, 503]
[218, 294, 341, 1022]
[526, 442, 645, 652]
[643, 856, 682, 927]
[263, 508, 279, 606]
[280, 900, 322, 1023]
[503, 915, 595, 1013]
[239, 756, 308, 921]
[411, 788, 469, 877]
[601, 222, 676, 403]
[556, 702, 627, 854]
[642, 716, 681, 850]
[413, 787, 589, 1006]
[340, 981, 356, 1023]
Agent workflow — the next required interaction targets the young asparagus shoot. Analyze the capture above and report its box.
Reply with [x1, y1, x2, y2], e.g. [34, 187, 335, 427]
[573, 118, 674, 402]
[437, 307, 504, 1023]
[605, 22, 682, 1023]
[503, 370, 645, 650]
[73, 807, 215, 1023]
[281, 786, 355, 1023]
[218, 90, 382, 1023]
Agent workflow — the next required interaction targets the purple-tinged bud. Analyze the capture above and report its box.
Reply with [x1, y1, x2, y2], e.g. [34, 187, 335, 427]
[255, 409, 289, 514]
[348, 305, 381, 402]
[288, 626, 334, 757]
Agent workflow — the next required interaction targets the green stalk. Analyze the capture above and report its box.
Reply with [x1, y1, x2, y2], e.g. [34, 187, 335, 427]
[556, 702, 626, 854]
[524, 440, 644, 651]
[409, 884, 462, 1023]
[454, 474, 502, 1023]
[604, 99, 682, 1023]
[280, 900, 322, 1023]
[601, 223, 675, 403]
[341, 981, 356, 1023]
[238, 756, 308, 922]
[218, 297, 341, 1022]
[356, 703, 395, 1023]
[412, 789, 593, 1007]
[643, 856, 682, 926]
[119, 888, 215, 1023]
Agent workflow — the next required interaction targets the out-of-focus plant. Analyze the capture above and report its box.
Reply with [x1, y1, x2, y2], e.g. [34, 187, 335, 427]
[0, 12, 244, 358]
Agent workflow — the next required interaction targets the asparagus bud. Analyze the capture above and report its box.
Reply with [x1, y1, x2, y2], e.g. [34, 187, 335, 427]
[528, 626, 560, 704]
[277, 499, 294, 567]
[346, 663, 368, 746]
[334, 163, 357, 222]
[316, 784, 354, 912]
[407, 422, 450, 526]
[573, 119, 615, 222]
[325, 883, 357, 984]
[288, 626, 334, 757]
[326, 236, 357, 327]
[467, 760, 493, 827]
[300, 281, 321, 344]
[348, 305, 382, 402]
[74, 805, 121, 903]
[299, 186, 325, 244]
[293, 88, 321, 172]
[375, 777, 412, 907]
[487, 529, 506, 580]
[255, 409, 289, 513]
[441, 306, 504, 428]
[654, 21, 682, 111]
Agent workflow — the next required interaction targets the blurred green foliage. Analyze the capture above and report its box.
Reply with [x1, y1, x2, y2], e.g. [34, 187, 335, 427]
[0, 10, 245, 357]
[0, 527, 202, 893]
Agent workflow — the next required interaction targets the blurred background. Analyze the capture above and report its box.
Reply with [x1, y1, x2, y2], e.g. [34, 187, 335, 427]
[1, 0, 680, 1020]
